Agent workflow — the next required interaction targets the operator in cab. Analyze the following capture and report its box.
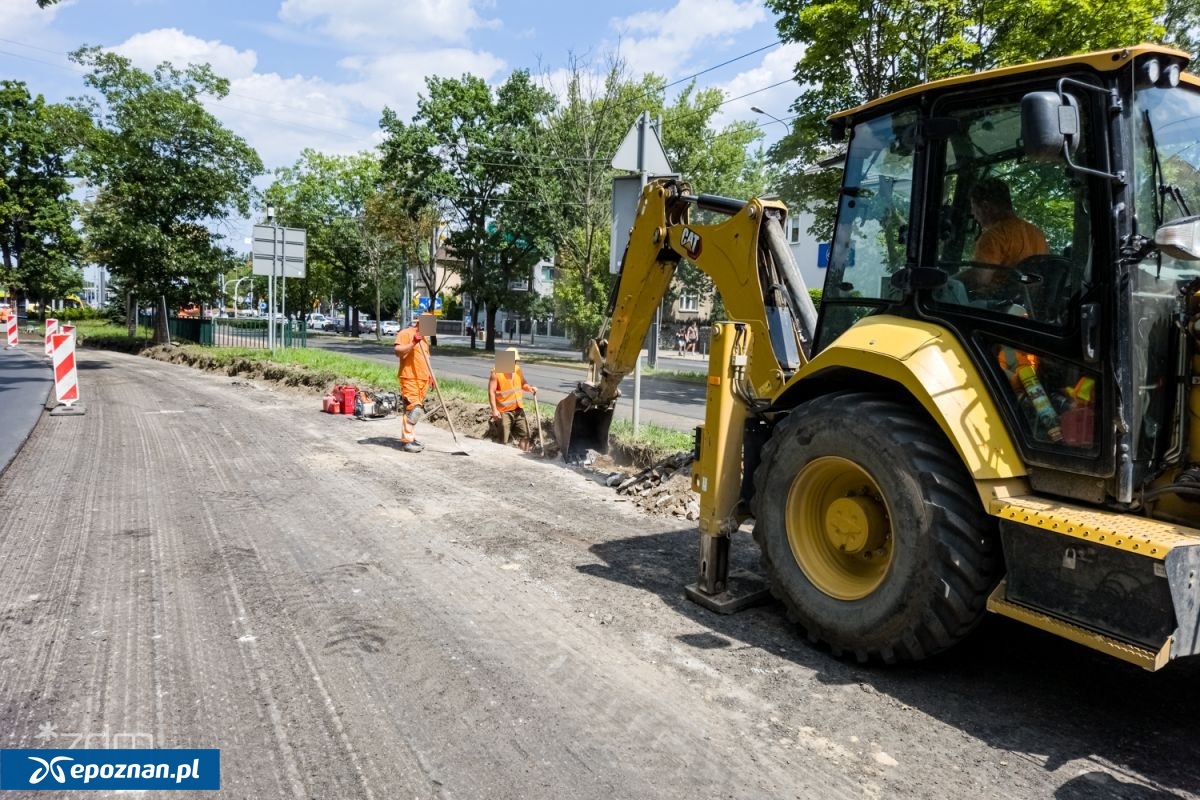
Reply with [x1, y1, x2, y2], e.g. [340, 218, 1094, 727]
[961, 177, 1048, 292]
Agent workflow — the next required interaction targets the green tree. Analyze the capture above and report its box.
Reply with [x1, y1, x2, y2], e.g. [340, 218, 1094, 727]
[368, 195, 455, 329]
[524, 57, 652, 346]
[379, 71, 556, 352]
[0, 81, 86, 312]
[527, 58, 775, 345]
[660, 82, 775, 319]
[264, 150, 386, 334]
[763, 0, 1171, 241]
[71, 46, 261, 339]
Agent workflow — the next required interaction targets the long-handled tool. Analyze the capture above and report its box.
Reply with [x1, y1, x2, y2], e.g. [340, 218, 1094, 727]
[418, 345, 469, 456]
[531, 393, 546, 456]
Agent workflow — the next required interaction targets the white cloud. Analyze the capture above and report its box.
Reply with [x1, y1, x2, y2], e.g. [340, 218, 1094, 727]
[278, 0, 499, 48]
[212, 72, 375, 170]
[0, 0, 60, 38]
[339, 48, 507, 117]
[199, 45, 506, 172]
[111, 29, 259, 79]
[612, 0, 769, 75]
[711, 41, 804, 133]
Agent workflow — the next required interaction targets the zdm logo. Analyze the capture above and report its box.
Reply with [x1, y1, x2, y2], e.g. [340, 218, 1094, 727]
[0, 748, 220, 790]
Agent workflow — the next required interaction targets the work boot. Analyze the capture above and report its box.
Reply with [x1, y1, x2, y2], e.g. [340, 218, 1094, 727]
[401, 441, 424, 453]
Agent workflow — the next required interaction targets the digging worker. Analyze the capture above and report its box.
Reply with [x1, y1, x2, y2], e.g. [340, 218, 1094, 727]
[393, 319, 434, 453]
[488, 347, 538, 452]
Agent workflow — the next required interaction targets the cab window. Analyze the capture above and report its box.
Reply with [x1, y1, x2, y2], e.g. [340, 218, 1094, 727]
[930, 98, 1090, 327]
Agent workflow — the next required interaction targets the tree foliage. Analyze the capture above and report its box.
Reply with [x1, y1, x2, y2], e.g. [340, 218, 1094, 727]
[524, 57, 666, 346]
[764, 0, 1178, 241]
[0, 80, 86, 307]
[379, 71, 556, 351]
[70, 46, 261, 337]
[264, 150, 393, 332]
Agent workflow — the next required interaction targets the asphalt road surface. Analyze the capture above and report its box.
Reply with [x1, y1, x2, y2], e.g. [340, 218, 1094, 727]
[311, 334, 708, 433]
[1, 347, 1199, 799]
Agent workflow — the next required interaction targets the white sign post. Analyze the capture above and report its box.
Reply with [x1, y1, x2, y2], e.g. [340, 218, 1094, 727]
[252, 225, 306, 349]
[611, 112, 674, 427]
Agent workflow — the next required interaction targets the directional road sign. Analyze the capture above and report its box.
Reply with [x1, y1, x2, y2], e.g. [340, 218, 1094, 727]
[252, 225, 307, 278]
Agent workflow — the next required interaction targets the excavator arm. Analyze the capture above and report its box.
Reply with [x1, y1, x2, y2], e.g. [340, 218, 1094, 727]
[554, 177, 817, 459]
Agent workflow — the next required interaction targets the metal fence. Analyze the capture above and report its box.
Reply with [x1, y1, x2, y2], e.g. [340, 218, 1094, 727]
[164, 316, 307, 349]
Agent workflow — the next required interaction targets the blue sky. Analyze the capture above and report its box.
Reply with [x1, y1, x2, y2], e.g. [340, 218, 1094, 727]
[1, 0, 803, 178]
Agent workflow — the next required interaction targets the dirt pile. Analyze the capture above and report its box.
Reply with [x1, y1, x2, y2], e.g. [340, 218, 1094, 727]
[573, 451, 698, 519]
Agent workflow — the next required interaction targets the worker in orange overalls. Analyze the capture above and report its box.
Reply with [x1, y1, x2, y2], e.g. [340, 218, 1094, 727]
[393, 319, 434, 453]
[488, 347, 538, 451]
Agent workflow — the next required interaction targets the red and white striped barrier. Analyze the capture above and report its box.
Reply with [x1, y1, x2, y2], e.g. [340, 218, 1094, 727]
[51, 331, 79, 406]
[4, 313, 16, 348]
[44, 318, 58, 357]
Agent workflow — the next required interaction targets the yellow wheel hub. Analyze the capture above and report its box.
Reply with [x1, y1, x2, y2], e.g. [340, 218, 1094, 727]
[786, 456, 893, 600]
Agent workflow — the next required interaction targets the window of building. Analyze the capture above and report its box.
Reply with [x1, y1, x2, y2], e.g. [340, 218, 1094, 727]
[541, 266, 554, 282]
[679, 292, 699, 312]
[789, 215, 801, 243]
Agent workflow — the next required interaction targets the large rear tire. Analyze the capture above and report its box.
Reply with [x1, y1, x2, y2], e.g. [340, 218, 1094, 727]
[751, 393, 1001, 663]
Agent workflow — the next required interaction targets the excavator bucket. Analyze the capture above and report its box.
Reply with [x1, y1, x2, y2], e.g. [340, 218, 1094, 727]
[553, 392, 614, 462]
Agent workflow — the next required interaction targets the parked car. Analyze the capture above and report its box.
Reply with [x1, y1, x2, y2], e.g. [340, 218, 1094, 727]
[380, 320, 401, 335]
[360, 317, 377, 334]
[307, 313, 328, 330]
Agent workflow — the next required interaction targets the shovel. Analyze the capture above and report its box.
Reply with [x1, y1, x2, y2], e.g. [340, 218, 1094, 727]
[532, 393, 546, 456]
[417, 345, 469, 456]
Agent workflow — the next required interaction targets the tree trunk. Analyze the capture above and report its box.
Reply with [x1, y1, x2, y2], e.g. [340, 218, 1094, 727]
[126, 292, 137, 337]
[155, 295, 171, 345]
[485, 306, 498, 353]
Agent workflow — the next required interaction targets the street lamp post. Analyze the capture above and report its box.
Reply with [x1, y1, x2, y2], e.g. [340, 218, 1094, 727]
[751, 106, 790, 132]
[228, 277, 249, 315]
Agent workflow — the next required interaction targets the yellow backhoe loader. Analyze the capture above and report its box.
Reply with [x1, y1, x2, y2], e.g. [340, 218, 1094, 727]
[556, 44, 1200, 671]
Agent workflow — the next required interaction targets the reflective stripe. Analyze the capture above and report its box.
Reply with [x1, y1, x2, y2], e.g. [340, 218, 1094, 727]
[493, 367, 524, 412]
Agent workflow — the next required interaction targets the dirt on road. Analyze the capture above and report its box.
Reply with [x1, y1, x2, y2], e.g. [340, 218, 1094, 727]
[0, 346, 1197, 799]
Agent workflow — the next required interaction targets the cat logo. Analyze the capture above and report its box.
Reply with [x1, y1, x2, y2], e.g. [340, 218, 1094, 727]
[679, 227, 702, 259]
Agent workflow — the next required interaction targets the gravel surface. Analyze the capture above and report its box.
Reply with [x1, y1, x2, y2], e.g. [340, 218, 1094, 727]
[0, 346, 1197, 799]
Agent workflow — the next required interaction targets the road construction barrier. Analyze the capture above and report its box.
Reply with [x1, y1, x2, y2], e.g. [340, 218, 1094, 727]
[44, 318, 58, 357]
[4, 313, 16, 348]
[51, 331, 79, 406]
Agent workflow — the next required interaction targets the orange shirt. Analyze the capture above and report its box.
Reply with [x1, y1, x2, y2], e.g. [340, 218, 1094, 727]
[974, 216, 1048, 267]
[394, 327, 431, 384]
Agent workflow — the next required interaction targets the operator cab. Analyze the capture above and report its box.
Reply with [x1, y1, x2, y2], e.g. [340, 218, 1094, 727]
[816, 46, 1200, 506]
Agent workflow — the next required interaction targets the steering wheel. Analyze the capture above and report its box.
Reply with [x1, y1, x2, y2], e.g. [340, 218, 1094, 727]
[937, 261, 1033, 310]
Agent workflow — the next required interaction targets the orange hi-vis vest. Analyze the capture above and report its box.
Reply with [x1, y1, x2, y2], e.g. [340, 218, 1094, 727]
[493, 366, 525, 413]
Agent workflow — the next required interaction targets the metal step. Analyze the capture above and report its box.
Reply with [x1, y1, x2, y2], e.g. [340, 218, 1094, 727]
[987, 580, 1172, 671]
[989, 494, 1200, 558]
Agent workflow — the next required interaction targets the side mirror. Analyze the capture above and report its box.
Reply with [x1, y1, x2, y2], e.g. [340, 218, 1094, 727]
[1155, 215, 1200, 261]
[1021, 91, 1080, 162]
